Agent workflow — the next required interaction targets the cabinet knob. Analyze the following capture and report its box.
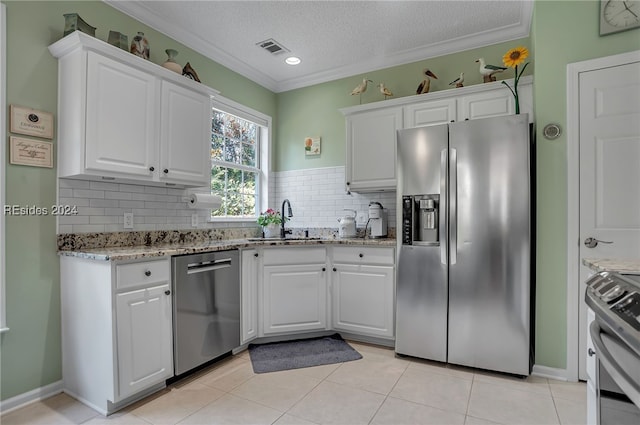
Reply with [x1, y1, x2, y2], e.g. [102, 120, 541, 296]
[163, 169, 169, 174]
[359, 253, 364, 258]
[254, 252, 259, 257]
[322, 267, 326, 272]
[346, 182, 350, 186]
[149, 166, 155, 172]
[333, 267, 337, 272]
[144, 270, 151, 277]
[165, 290, 171, 296]
[588, 348, 596, 357]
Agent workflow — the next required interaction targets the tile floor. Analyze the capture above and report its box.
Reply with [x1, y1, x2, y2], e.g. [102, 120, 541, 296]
[1, 342, 586, 425]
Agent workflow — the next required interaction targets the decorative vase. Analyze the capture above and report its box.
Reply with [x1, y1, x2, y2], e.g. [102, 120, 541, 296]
[130, 31, 149, 60]
[263, 223, 280, 238]
[162, 49, 183, 74]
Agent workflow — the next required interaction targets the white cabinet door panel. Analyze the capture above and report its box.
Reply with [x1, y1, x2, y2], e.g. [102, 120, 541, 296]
[116, 283, 173, 400]
[458, 89, 514, 121]
[160, 82, 210, 186]
[263, 264, 327, 334]
[345, 107, 402, 191]
[85, 52, 157, 177]
[332, 264, 394, 338]
[404, 98, 456, 128]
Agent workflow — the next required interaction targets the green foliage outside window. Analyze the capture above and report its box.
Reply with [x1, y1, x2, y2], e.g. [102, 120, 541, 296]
[210, 110, 260, 219]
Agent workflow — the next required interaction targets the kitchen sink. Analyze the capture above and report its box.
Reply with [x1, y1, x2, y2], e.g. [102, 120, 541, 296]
[246, 237, 322, 242]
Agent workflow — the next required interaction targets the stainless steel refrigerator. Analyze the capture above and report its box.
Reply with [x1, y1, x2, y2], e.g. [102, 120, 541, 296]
[395, 114, 532, 376]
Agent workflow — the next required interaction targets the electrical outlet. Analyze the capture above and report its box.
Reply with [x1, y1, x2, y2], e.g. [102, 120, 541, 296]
[123, 212, 133, 229]
[356, 212, 368, 224]
[191, 214, 198, 228]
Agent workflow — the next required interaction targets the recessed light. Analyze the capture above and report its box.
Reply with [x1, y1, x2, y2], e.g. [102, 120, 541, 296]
[285, 56, 301, 65]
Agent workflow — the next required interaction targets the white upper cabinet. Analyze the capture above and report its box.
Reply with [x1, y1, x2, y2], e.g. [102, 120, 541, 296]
[345, 106, 403, 192]
[49, 32, 217, 187]
[404, 98, 456, 128]
[341, 76, 533, 192]
[85, 52, 158, 178]
[159, 81, 211, 185]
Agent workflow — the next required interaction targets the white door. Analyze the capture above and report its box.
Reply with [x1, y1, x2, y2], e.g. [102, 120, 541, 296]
[577, 59, 640, 380]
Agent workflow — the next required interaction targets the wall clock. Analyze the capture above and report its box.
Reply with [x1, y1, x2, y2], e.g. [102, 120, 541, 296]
[600, 0, 640, 35]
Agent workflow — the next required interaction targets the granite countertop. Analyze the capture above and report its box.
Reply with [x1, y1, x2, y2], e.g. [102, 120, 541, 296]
[58, 236, 397, 262]
[582, 258, 640, 274]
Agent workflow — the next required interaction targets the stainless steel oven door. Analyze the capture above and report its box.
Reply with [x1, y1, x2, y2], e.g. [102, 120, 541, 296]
[590, 321, 640, 425]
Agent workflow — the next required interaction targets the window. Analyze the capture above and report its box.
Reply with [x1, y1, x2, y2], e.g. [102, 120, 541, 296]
[209, 95, 270, 221]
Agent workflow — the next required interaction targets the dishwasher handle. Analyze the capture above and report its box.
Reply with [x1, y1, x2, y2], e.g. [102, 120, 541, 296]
[186, 258, 233, 275]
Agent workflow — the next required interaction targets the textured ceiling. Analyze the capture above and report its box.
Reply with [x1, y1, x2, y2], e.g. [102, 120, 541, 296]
[106, 1, 533, 92]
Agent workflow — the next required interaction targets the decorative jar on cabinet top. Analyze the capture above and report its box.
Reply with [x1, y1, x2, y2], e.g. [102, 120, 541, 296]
[130, 32, 149, 60]
[162, 49, 183, 74]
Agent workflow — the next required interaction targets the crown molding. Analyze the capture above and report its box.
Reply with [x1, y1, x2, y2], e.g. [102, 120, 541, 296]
[104, 0, 532, 93]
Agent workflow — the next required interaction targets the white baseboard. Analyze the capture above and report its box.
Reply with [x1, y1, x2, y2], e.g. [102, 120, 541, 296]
[532, 364, 573, 382]
[0, 380, 63, 415]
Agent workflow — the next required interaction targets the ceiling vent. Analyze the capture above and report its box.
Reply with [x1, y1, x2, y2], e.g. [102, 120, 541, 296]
[256, 38, 290, 55]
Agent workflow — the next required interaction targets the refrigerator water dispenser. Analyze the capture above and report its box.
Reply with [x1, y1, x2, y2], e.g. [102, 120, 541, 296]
[402, 195, 439, 245]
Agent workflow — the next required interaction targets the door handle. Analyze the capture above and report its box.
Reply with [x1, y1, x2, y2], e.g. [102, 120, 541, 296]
[449, 148, 457, 265]
[584, 237, 613, 248]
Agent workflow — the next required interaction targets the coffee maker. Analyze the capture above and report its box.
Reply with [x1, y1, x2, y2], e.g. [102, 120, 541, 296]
[368, 202, 388, 238]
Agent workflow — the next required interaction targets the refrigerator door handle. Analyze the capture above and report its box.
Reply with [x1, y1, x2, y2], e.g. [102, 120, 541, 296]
[450, 148, 457, 265]
[440, 148, 448, 265]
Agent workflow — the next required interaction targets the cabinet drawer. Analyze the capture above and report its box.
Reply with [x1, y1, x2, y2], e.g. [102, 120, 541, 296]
[116, 259, 170, 290]
[332, 246, 394, 265]
[262, 247, 326, 265]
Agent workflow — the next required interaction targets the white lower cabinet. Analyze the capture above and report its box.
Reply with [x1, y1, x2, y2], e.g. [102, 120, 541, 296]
[244, 245, 395, 341]
[331, 247, 395, 338]
[262, 247, 328, 335]
[115, 283, 173, 400]
[60, 256, 173, 415]
[263, 265, 328, 334]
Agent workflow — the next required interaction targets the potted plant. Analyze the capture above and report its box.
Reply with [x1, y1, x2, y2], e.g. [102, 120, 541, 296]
[257, 208, 286, 238]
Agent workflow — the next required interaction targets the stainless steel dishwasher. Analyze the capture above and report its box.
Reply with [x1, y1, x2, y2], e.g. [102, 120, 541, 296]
[172, 250, 240, 376]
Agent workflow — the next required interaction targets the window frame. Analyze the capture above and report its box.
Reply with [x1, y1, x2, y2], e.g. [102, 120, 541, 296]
[208, 95, 271, 223]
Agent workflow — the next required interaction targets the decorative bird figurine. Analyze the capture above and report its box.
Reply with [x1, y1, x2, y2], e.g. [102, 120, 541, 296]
[377, 83, 393, 99]
[350, 78, 372, 104]
[476, 58, 507, 83]
[416, 69, 438, 94]
[449, 72, 464, 88]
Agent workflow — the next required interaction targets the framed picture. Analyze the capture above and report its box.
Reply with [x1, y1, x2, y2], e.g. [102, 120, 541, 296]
[304, 137, 321, 156]
[10, 105, 54, 139]
[9, 136, 54, 168]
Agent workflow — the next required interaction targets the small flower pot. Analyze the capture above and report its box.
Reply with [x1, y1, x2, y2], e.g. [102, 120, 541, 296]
[263, 224, 280, 238]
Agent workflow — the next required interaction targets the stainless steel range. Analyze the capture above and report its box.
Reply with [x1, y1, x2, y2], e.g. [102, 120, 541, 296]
[585, 271, 640, 425]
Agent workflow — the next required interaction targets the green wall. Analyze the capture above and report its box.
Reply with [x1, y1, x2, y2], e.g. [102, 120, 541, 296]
[276, 40, 532, 171]
[0, 0, 276, 401]
[532, 0, 639, 369]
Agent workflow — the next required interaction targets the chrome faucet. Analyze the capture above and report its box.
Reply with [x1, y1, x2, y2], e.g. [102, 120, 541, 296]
[281, 199, 293, 238]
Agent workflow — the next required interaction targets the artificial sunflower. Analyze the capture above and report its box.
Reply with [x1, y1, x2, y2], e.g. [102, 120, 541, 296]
[501, 46, 530, 115]
[502, 46, 529, 68]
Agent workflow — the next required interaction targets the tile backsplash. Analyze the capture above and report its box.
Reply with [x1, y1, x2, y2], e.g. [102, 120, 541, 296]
[58, 166, 397, 234]
[272, 166, 396, 230]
